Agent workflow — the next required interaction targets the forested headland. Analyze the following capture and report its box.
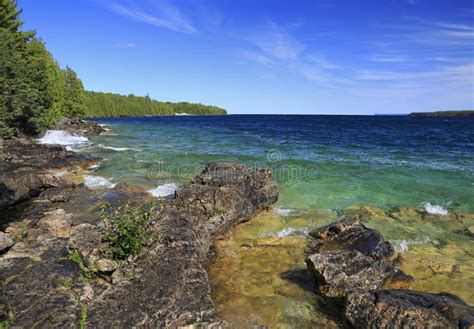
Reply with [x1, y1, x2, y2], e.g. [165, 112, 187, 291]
[0, 0, 226, 138]
[409, 110, 474, 117]
[84, 91, 227, 117]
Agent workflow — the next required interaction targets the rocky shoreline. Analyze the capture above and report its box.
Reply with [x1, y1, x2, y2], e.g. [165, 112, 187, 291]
[0, 121, 280, 327]
[1, 119, 473, 328]
[305, 217, 474, 328]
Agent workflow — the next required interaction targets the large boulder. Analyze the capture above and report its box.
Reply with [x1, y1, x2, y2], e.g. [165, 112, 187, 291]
[346, 289, 474, 329]
[308, 217, 394, 260]
[0, 174, 68, 207]
[305, 217, 409, 297]
[86, 162, 278, 327]
[0, 232, 14, 252]
[306, 251, 403, 297]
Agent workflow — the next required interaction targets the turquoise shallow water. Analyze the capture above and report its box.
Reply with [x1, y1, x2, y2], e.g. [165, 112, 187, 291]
[75, 115, 473, 325]
[83, 115, 474, 213]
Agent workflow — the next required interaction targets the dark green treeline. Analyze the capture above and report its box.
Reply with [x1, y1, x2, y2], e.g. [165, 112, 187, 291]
[84, 91, 227, 117]
[0, 0, 85, 137]
[0, 0, 226, 138]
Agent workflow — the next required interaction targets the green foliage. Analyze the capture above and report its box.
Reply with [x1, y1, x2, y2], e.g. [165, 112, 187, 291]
[78, 307, 87, 329]
[212, 207, 227, 216]
[0, 0, 86, 138]
[84, 91, 227, 117]
[68, 249, 92, 280]
[0, 309, 14, 329]
[13, 220, 28, 241]
[101, 203, 156, 261]
[63, 66, 86, 118]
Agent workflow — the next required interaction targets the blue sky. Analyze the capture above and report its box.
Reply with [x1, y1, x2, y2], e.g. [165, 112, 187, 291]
[19, 0, 474, 114]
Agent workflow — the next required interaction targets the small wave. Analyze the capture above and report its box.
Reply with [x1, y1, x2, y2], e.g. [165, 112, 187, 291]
[175, 113, 191, 116]
[273, 207, 300, 217]
[421, 202, 448, 216]
[37, 130, 89, 146]
[261, 227, 309, 238]
[390, 236, 431, 252]
[83, 175, 116, 189]
[88, 164, 100, 171]
[148, 183, 178, 197]
[98, 144, 141, 152]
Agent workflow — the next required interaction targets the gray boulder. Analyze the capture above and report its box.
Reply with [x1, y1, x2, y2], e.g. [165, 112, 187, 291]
[346, 289, 474, 329]
[0, 232, 14, 252]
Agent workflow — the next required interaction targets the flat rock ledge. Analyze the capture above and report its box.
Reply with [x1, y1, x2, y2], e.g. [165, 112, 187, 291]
[0, 162, 278, 328]
[305, 217, 474, 328]
[54, 117, 106, 136]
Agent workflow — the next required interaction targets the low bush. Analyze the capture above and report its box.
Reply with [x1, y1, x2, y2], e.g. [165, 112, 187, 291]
[101, 203, 156, 261]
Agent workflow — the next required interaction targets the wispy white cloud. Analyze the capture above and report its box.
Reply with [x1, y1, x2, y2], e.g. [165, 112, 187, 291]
[238, 20, 343, 84]
[113, 42, 137, 48]
[368, 54, 410, 63]
[238, 49, 273, 66]
[110, 1, 196, 33]
[251, 20, 304, 61]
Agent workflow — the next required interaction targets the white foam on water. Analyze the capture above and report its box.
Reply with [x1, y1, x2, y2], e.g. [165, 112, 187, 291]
[273, 207, 299, 217]
[83, 175, 116, 189]
[390, 236, 431, 252]
[261, 227, 310, 238]
[37, 130, 89, 146]
[421, 202, 448, 216]
[98, 144, 141, 152]
[88, 164, 101, 171]
[148, 183, 178, 197]
[175, 113, 190, 116]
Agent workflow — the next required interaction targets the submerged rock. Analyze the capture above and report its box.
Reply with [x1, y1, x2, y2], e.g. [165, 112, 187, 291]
[346, 289, 474, 329]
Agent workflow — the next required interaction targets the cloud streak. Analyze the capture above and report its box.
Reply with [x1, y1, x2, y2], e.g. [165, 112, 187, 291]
[113, 42, 137, 48]
[110, 1, 196, 33]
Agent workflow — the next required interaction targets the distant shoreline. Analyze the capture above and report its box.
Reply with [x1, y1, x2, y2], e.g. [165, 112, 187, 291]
[409, 110, 474, 117]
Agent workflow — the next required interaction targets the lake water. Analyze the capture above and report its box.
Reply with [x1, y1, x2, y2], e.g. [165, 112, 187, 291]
[80, 115, 473, 326]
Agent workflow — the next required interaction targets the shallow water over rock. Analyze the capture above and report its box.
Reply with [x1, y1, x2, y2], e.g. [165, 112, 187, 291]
[208, 211, 341, 327]
[208, 206, 474, 326]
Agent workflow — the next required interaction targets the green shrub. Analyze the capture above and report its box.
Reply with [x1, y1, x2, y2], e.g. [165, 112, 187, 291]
[101, 203, 155, 261]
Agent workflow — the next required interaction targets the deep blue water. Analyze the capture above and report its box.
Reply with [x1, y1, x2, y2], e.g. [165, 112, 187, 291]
[87, 115, 474, 213]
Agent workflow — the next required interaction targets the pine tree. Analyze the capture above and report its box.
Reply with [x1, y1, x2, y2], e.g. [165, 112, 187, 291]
[0, 0, 87, 137]
[63, 66, 86, 118]
[0, 0, 35, 46]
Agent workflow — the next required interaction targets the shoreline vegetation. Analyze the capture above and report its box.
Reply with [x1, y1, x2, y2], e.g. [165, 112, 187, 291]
[84, 91, 227, 118]
[409, 110, 474, 117]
